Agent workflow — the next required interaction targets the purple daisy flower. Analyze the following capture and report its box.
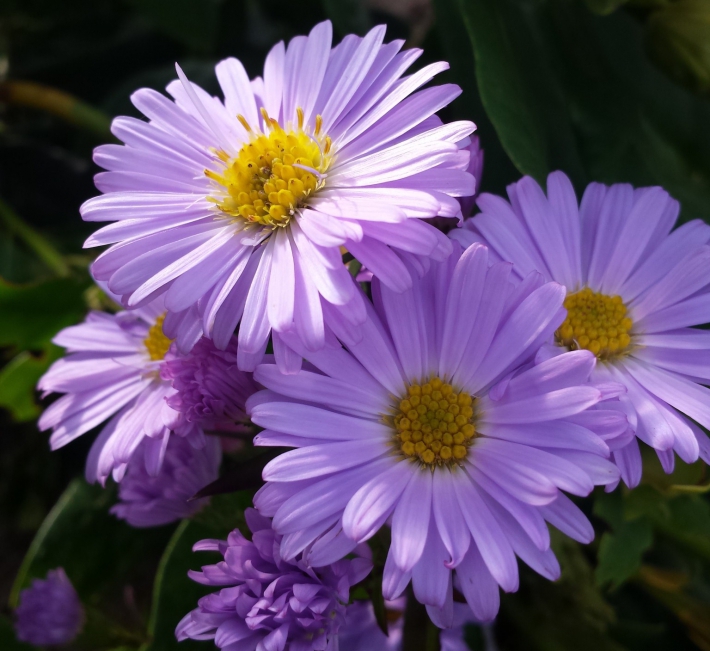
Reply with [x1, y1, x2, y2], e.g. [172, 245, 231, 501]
[453, 172, 710, 486]
[176, 508, 372, 651]
[38, 297, 187, 484]
[111, 433, 221, 527]
[39, 294, 259, 483]
[81, 20, 476, 371]
[14, 568, 84, 647]
[248, 242, 625, 625]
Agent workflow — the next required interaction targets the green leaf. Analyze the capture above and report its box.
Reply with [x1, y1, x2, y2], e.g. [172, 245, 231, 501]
[596, 519, 653, 589]
[454, 0, 585, 183]
[432, 0, 521, 195]
[0, 277, 89, 350]
[0, 346, 60, 421]
[145, 491, 253, 651]
[10, 479, 172, 608]
[143, 520, 216, 651]
[536, 1, 710, 220]
[0, 351, 46, 421]
[499, 534, 623, 651]
[594, 490, 654, 589]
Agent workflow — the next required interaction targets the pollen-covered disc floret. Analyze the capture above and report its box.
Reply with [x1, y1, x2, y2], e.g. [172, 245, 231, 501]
[391, 377, 476, 466]
[206, 110, 331, 228]
[144, 313, 173, 361]
[556, 288, 632, 359]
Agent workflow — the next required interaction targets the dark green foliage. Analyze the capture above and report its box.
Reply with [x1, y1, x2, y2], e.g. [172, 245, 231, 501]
[2, 1, 710, 650]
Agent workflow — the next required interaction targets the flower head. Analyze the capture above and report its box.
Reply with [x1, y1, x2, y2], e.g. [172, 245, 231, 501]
[38, 298, 187, 484]
[82, 20, 476, 372]
[249, 242, 624, 625]
[38, 296, 257, 484]
[176, 508, 372, 651]
[111, 434, 221, 527]
[14, 568, 84, 647]
[456, 172, 710, 486]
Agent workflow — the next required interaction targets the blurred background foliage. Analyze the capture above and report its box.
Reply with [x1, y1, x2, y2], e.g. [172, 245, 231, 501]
[3, 0, 710, 649]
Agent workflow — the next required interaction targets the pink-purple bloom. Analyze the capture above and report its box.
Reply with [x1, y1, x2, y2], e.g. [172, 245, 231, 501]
[111, 434, 221, 527]
[249, 242, 625, 625]
[38, 295, 259, 484]
[14, 568, 84, 647]
[176, 508, 372, 651]
[161, 335, 258, 437]
[38, 298, 188, 484]
[454, 172, 710, 485]
[81, 20, 475, 372]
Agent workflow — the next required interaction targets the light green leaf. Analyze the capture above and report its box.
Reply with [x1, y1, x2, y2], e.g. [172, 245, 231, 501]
[0, 346, 60, 421]
[596, 519, 653, 589]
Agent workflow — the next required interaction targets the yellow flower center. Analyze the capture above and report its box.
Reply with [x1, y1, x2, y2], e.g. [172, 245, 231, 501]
[144, 313, 173, 361]
[556, 287, 633, 359]
[205, 108, 332, 228]
[390, 376, 477, 467]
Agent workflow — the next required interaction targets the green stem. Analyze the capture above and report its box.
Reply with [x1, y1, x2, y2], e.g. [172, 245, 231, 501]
[0, 80, 112, 139]
[401, 587, 441, 651]
[0, 197, 70, 277]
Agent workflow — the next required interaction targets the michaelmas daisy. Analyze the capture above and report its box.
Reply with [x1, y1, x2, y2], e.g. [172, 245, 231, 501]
[38, 296, 255, 484]
[81, 20, 475, 371]
[248, 242, 625, 625]
[454, 172, 710, 485]
[38, 298, 185, 483]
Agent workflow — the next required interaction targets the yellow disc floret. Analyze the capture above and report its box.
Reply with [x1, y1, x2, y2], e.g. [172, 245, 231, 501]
[206, 108, 331, 228]
[391, 377, 477, 467]
[556, 287, 633, 359]
[144, 313, 173, 361]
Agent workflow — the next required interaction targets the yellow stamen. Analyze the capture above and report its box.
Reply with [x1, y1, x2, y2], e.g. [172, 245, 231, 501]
[314, 114, 323, 136]
[556, 287, 633, 359]
[237, 114, 252, 133]
[205, 108, 333, 229]
[389, 377, 476, 467]
[143, 314, 173, 361]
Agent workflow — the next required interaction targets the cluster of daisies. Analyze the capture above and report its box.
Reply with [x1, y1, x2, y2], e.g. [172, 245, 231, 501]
[17, 19, 710, 651]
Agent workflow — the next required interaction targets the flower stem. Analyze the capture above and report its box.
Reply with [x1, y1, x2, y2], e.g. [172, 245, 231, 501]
[0, 197, 70, 277]
[0, 80, 112, 139]
[401, 587, 441, 651]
